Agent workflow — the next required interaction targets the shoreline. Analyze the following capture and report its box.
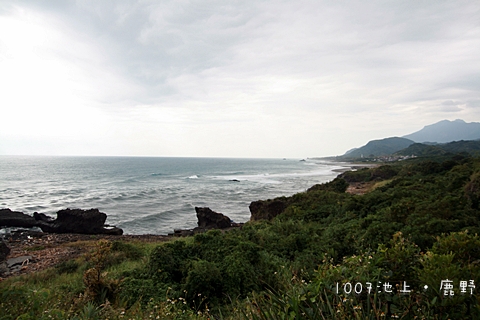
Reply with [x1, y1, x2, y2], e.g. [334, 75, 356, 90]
[1, 160, 366, 279]
[1, 157, 350, 236]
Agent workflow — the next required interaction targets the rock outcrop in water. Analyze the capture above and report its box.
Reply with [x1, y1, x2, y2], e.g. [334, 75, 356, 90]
[0, 208, 123, 235]
[170, 207, 241, 237]
[195, 207, 232, 229]
[0, 209, 37, 228]
[35, 208, 123, 235]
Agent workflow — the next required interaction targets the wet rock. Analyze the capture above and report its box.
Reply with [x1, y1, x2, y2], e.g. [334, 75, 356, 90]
[35, 208, 123, 235]
[2, 208, 123, 235]
[101, 226, 124, 236]
[33, 212, 54, 223]
[0, 209, 37, 228]
[195, 207, 232, 229]
[170, 229, 195, 237]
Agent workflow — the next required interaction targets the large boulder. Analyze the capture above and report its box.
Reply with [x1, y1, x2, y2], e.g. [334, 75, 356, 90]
[35, 208, 123, 235]
[195, 207, 232, 229]
[0, 208, 122, 235]
[249, 197, 289, 221]
[0, 208, 37, 228]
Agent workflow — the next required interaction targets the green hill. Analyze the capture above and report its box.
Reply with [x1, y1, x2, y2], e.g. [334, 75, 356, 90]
[340, 137, 414, 159]
[396, 140, 480, 157]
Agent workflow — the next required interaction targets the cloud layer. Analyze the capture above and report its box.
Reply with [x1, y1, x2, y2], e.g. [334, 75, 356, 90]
[1, 0, 479, 157]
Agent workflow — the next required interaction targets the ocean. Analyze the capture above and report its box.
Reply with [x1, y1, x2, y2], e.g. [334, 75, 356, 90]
[0, 156, 348, 235]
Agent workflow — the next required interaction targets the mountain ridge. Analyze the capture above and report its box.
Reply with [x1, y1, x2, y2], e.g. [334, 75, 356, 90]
[337, 119, 480, 159]
[403, 119, 480, 143]
[341, 137, 414, 158]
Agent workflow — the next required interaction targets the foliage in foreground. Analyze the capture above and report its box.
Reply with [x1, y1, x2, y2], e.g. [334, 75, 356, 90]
[1, 155, 480, 319]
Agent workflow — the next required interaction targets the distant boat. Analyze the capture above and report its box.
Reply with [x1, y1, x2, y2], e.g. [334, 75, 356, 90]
[300, 159, 306, 162]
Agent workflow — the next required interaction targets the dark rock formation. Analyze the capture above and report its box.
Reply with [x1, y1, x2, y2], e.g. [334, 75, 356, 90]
[249, 197, 290, 221]
[0, 208, 37, 228]
[33, 212, 54, 223]
[195, 207, 232, 229]
[168, 207, 244, 237]
[0, 208, 122, 235]
[35, 208, 123, 235]
[171, 229, 195, 237]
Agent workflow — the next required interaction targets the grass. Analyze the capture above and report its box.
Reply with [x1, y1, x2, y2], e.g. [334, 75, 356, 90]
[370, 179, 393, 191]
[1, 232, 479, 319]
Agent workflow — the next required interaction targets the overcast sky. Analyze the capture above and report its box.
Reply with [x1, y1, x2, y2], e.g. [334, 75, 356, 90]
[1, 0, 479, 158]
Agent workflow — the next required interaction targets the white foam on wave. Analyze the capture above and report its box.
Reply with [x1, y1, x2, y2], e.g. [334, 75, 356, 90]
[211, 167, 341, 184]
[187, 175, 199, 179]
[210, 173, 281, 184]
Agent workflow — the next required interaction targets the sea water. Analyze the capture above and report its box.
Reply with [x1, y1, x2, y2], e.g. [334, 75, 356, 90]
[0, 156, 347, 235]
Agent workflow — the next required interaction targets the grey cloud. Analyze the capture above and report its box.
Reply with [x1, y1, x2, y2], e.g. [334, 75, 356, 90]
[467, 100, 480, 108]
[7, 1, 480, 124]
[439, 104, 462, 113]
[442, 100, 461, 106]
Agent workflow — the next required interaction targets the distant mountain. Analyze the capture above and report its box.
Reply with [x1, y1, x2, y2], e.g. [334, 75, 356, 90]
[344, 147, 359, 155]
[335, 119, 480, 160]
[403, 119, 480, 143]
[341, 137, 414, 159]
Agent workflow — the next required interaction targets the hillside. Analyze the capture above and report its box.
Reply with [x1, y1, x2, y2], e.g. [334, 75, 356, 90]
[339, 137, 414, 159]
[396, 140, 480, 157]
[336, 120, 480, 161]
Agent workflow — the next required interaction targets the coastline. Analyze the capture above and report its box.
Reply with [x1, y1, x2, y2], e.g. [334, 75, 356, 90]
[0, 159, 363, 279]
[4, 155, 476, 318]
[0, 156, 348, 235]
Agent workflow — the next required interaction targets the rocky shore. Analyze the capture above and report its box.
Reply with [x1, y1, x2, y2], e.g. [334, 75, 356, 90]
[1, 177, 364, 280]
[0, 208, 123, 235]
[0, 206, 243, 279]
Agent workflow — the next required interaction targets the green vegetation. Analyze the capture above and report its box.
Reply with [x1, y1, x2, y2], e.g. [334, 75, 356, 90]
[396, 140, 480, 158]
[1, 156, 480, 319]
[340, 137, 414, 159]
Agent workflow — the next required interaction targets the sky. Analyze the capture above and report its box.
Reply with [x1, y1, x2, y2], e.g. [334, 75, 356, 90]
[1, 0, 479, 158]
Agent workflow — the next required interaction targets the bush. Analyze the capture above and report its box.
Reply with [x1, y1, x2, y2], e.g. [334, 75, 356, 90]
[307, 177, 349, 193]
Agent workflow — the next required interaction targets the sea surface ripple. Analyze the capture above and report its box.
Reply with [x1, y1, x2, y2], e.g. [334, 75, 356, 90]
[0, 156, 347, 235]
